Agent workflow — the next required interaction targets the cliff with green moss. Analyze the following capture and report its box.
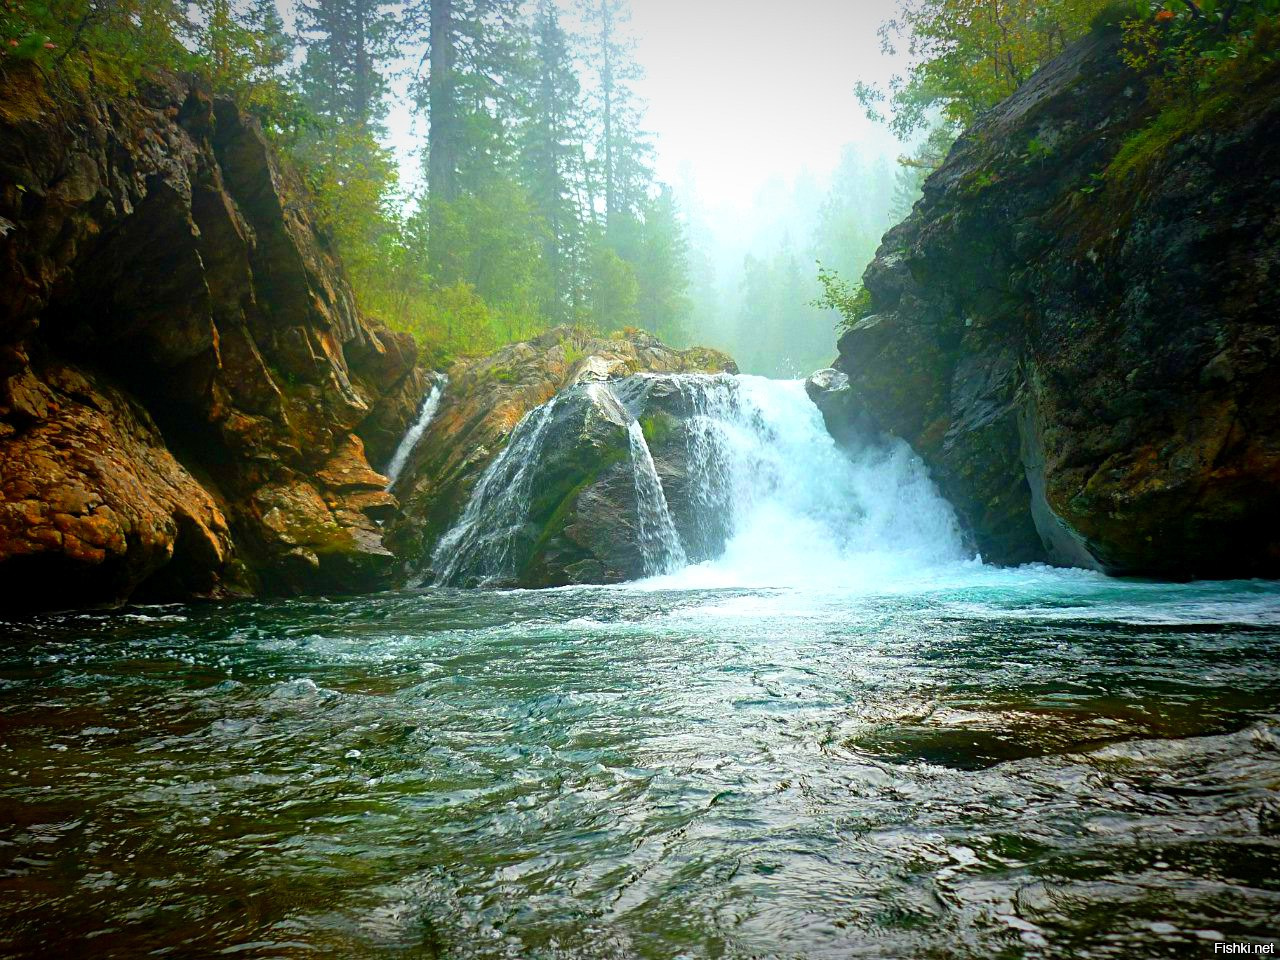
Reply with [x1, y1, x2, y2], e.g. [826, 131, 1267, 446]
[0, 67, 428, 610]
[812, 24, 1280, 577]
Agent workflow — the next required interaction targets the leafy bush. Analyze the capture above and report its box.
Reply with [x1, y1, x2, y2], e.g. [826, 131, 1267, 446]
[815, 264, 876, 333]
[1108, 2, 1280, 183]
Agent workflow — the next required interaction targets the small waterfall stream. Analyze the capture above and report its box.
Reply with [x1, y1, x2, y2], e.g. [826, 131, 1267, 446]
[431, 396, 563, 584]
[385, 377, 447, 489]
[626, 421, 688, 576]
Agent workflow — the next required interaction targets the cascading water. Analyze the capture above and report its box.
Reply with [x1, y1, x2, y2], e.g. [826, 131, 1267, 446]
[430, 372, 969, 589]
[626, 420, 688, 576]
[431, 396, 562, 584]
[655, 373, 968, 589]
[384, 377, 447, 489]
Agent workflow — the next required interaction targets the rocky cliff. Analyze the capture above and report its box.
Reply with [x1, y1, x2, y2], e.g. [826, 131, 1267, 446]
[0, 67, 427, 610]
[813, 27, 1280, 578]
[386, 326, 736, 578]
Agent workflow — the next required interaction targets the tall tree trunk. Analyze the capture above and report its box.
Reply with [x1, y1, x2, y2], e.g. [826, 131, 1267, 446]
[537, 5, 566, 319]
[354, 3, 370, 125]
[600, 0, 615, 238]
[428, 0, 457, 273]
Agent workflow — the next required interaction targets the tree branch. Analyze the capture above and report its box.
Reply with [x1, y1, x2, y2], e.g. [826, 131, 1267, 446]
[1218, 0, 1242, 33]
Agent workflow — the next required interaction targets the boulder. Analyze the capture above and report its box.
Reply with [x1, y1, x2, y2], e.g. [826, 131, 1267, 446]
[386, 327, 737, 568]
[0, 362, 243, 610]
[427, 373, 740, 588]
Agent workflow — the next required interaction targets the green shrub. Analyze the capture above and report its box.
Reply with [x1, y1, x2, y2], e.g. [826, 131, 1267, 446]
[814, 264, 876, 332]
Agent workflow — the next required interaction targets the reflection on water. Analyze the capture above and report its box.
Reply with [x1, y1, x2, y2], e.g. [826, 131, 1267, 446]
[1, 574, 1279, 958]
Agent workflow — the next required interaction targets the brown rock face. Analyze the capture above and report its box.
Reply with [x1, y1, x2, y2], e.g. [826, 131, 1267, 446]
[0, 68, 423, 609]
[821, 29, 1280, 579]
[0, 362, 238, 606]
[385, 326, 738, 570]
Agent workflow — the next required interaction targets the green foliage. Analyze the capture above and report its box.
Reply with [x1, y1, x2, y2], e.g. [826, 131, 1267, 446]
[815, 265, 875, 333]
[1120, 0, 1280, 89]
[966, 169, 1001, 191]
[1024, 136, 1055, 162]
[346, 0, 690, 360]
[0, 0, 694, 365]
[640, 412, 675, 448]
[1, 0, 195, 92]
[605, 188, 690, 344]
[1108, 3, 1280, 184]
[857, 0, 1118, 138]
[1091, 0, 1151, 28]
[295, 0, 395, 133]
[585, 243, 641, 332]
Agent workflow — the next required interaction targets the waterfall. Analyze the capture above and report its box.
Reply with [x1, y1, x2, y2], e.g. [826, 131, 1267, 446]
[430, 372, 968, 590]
[627, 421, 688, 576]
[653, 374, 968, 589]
[385, 377, 446, 489]
[430, 396, 562, 585]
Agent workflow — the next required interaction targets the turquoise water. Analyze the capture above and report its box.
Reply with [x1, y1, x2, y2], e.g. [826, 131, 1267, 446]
[2, 571, 1279, 958]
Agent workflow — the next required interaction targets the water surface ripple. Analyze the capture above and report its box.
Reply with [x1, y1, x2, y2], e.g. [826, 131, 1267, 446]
[2, 576, 1279, 958]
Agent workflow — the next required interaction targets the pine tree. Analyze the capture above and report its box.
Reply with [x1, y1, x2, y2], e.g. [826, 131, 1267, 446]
[296, 0, 397, 132]
[413, 0, 526, 275]
[294, 0, 400, 292]
[577, 0, 651, 236]
[518, 0, 588, 322]
[194, 0, 292, 100]
[631, 187, 690, 344]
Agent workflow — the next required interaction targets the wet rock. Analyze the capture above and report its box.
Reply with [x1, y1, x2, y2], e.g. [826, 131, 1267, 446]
[0, 66, 424, 608]
[429, 372, 737, 588]
[806, 368, 879, 448]
[387, 327, 736, 567]
[0, 362, 241, 609]
[825, 29, 1280, 577]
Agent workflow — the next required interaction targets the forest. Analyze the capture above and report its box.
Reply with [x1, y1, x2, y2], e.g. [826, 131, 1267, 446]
[12, 0, 1263, 371]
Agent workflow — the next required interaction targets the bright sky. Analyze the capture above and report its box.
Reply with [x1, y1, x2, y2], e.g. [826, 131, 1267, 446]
[626, 0, 907, 206]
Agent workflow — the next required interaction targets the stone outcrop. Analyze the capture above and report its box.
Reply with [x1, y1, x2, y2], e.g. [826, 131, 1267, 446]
[818, 28, 1280, 578]
[0, 67, 425, 609]
[432, 372, 747, 589]
[386, 327, 737, 573]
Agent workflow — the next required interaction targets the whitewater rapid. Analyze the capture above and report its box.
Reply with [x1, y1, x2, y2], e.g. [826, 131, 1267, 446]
[644, 375, 969, 591]
[427, 372, 980, 591]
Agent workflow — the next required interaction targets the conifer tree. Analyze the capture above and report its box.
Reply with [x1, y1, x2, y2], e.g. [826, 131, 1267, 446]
[519, 0, 588, 321]
[577, 0, 651, 235]
[296, 0, 397, 131]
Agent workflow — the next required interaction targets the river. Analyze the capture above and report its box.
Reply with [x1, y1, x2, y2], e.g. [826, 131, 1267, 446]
[2, 573, 1279, 957]
[2, 375, 1278, 958]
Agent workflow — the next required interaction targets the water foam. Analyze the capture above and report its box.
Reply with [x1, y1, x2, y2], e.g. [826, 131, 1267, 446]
[431, 373, 975, 590]
[627, 420, 688, 576]
[644, 375, 970, 591]
[431, 395, 562, 584]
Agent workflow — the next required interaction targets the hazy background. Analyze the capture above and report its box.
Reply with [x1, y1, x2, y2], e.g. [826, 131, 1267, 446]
[379, 0, 916, 376]
[628, 0, 913, 375]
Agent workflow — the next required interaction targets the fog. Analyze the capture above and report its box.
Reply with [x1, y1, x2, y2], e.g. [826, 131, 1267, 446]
[618, 0, 913, 375]
[376, 0, 916, 376]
